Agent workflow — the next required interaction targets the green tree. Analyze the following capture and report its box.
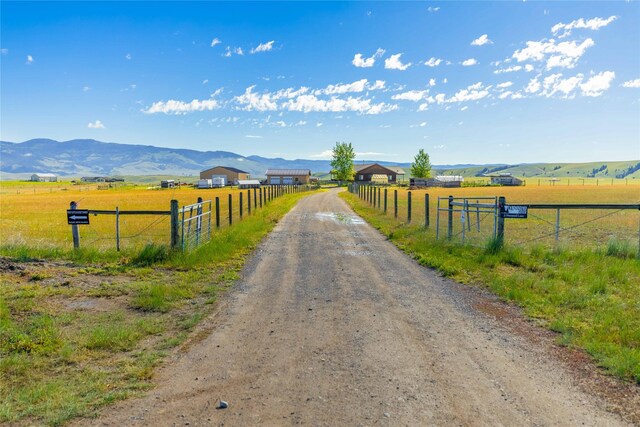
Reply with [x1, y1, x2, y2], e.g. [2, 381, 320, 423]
[330, 142, 356, 183]
[410, 149, 432, 178]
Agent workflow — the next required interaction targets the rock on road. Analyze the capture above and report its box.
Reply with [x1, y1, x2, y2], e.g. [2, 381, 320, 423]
[87, 189, 630, 426]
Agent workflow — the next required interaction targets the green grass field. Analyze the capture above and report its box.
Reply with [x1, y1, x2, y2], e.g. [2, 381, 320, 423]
[341, 185, 640, 384]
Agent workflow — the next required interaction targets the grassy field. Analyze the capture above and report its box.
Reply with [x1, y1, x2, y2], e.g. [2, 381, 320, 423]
[0, 188, 315, 426]
[341, 185, 640, 384]
[0, 184, 289, 252]
[355, 183, 640, 250]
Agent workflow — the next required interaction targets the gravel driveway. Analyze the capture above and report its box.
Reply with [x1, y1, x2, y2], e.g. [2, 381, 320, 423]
[85, 188, 633, 426]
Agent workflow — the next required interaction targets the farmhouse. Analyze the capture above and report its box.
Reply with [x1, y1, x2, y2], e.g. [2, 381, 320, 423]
[31, 173, 57, 182]
[265, 169, 311, 185]
[354, 164, 405, 183]
[488, 173, 523, 186]
[200, 166, 250, 186]
[410, 176, 463, 188]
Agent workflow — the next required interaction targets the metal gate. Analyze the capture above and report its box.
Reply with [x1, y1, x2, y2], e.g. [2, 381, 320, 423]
[181, 199, 212, 251]
[436, 196, 499, 245]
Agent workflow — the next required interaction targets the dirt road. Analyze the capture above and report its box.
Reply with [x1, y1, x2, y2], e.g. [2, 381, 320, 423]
[86, 189, 633, 426]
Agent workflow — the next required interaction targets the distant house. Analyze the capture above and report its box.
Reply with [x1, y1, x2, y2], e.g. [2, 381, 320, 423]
[31, 173, 57, 182]
[411, 176, 464, 188]
[265, 169, 311, 185]
[200, 166, 250, 186]
[161, 180, 175, 188]
[488, 173, 523, 186]
[354, 164, 404, 183]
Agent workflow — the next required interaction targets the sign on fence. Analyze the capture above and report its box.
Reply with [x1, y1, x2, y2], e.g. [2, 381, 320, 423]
[67, 210, 90, 224]
[501, 205, 528, 219]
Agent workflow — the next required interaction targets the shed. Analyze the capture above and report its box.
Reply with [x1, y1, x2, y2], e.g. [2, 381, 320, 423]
[488, 173, 523, 186]
[31, 173, 57, 182]
[200, 166, 250, 185]
[161, 180, 175, 188]
[238, 179, 261, 189]
[265, 169, 311, 185]
[354, 164, 404, 183]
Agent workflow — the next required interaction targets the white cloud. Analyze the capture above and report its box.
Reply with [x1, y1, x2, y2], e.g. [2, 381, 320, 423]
[202, 79, 209, 85]
[210, 38, 221, 47]
[245, 135, 262, 138]
[580, 71, 615, 97]
[447, 82, 490, 103]
[26, 55, 34, 64]
[88, 120, 105, 129]
[460, 106, 468, 111]
[352, 48, 385, 68]
[385, 53, 411, 70]
[420, 122, 427, 127]
[316, 122, 323, 127]
[235, 47, 244, 55]
[461, 58, 477, 66]
[418, 103, 429, 112]
[471, 34, 492, 46]
[83, 86, 91, 92]
[125, 53, 132, 60]
[525, 76, 541, 93]
[424, 57, 443, 67]
[494, 65, 522, 74]
[429, 78, 436, 87]
[551, 16, 617, 38]
[427, 6, 440, 13]
[512, 38, 594, 69]
[315, 79, 385, 95]
[310, 150, 333, 158]
[282, 94, 398, 115]
[234, 86, 278, 111]
[525, 64, 535, 72]
[622, 79, 640, 88]
[496, 82, 513, 88]
[392, 90, 428, 101]
[224, 46, 244, 57]
[251, 40, 275, 54]
[143, 98, 220, 114]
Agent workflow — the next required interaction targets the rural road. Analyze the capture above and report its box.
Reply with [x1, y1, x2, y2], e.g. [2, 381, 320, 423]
[86, 189, 630, 426]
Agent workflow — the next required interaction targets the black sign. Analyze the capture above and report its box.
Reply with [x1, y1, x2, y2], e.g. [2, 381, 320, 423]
[67, 210, 90, 225]
[501, 205, 528, 219]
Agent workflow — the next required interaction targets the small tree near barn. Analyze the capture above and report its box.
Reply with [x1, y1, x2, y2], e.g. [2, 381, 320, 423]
[411, 149, 432, 178]
[331, 142, 356, 184]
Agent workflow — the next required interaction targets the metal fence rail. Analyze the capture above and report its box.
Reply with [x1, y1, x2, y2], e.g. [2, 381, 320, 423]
[180, 198, 212, 251]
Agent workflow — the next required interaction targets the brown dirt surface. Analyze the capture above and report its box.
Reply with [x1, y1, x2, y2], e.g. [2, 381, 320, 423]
[76, 188, 638, 426]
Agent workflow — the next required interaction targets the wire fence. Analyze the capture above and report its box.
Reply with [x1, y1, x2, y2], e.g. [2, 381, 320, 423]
[349, 183, 640, 252]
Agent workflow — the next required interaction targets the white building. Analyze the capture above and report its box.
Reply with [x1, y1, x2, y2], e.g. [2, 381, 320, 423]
[31, 173, 57, 182]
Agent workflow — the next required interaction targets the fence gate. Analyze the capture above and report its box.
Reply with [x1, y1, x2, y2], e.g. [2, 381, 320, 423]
[181, 198, 212, 251]
[436, 196, 500, 245]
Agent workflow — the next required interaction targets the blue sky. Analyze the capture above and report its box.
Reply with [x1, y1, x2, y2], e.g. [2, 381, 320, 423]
[1, 1, 639, 164]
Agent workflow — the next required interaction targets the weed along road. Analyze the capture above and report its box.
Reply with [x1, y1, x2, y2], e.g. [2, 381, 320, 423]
[86, 188, 630, 426]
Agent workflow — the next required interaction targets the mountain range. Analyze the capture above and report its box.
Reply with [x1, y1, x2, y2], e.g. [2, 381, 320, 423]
[1, 139, 639, 180]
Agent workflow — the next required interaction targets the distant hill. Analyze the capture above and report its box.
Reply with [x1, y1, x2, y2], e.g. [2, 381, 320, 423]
[0, 138, 638, 180]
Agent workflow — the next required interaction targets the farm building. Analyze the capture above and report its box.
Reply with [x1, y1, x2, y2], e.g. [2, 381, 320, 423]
[265, 169, 311, 185]
[354, 164, 405, 183]
[200, 166, 250, 186]
[238, 179, 261, 189]
[161, 180, 175, 188]
[31, 173, 57, 182]
[489, 173, 523, 186]
[410, 176, 464, 188]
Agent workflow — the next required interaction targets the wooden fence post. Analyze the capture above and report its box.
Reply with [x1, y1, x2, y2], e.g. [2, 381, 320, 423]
[115, 206, 120, 251]
[70, 201, 80, 249]
[378, 188, 381, 209]
[447, 195, 453, 239]
[215, 197, 220, 229]
[259, 188, 263, 208]
[247, 190, 251, 214]
[373, 186, 377, 206]
[228, 194, 233, 226]
[254, 188, 258, 209]
[497, 196, 505, 247]
[240, 192, 243, 219]
[425, 193, 430, 228]
[384, 188, 388, 213]
[170, 199, 179, 249]
[407, 191, 412, 223]
[394, 190, 398, 219]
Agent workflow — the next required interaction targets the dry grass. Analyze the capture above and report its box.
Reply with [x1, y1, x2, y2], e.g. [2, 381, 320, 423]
[0, 185, 276, 251]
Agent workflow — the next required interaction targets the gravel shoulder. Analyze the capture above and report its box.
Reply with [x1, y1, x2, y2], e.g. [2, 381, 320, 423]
[81, 188, 637, 426]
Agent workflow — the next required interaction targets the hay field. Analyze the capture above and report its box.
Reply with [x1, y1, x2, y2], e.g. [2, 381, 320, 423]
[357, 184, 640, 249]
[0, 185, 271, 251]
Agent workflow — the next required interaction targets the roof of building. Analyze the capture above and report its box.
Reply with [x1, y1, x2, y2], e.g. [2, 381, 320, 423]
[355, 163, 405, 174]
[237, 180, 261, 185]
[202, 166, 249, 174]
[32, 173, 57, 177]
[265, 169, 311, 175]
[435, 175, 464, 182]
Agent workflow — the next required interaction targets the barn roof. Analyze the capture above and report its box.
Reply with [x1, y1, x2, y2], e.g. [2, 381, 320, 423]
[201, 166, 249, 174]
[355, 163, 404, 174]
[265, 169, 311, 175]
[32, 173, 57, 177]
[238, 180, 261, 185]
